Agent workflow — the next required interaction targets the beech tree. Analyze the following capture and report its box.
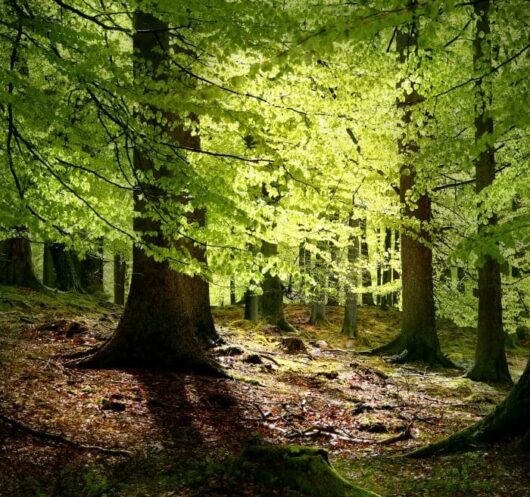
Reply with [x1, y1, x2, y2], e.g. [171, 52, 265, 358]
[467, 0, 511, 384]
[78, 11, 220, 372]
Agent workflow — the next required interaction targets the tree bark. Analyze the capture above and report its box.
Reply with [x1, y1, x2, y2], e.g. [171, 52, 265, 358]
[380, 228, 392, 310]
[360, 219, 374, 306]
[0, 231, 40, 289]
[42, 242, 55, 287]
[244, 289, 260, 323]
[113, 253, 126, 305]
[49, 243, 83, 292]
[371, 15, 448, 365]
[261, 240, 294, 331]
[77, 11, 221, 374]
[230, 278, 237, 305]
[342, 216, 360, 337]
[80, 239, 104, 294]
[467, 0, 511, 384]
[410, 358, 530, 457]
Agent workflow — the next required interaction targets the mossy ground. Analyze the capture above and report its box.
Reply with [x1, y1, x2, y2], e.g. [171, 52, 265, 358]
[1, 286, 529, 496]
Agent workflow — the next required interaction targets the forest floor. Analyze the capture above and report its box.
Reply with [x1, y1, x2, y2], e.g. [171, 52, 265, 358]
[1, 286, 530, 497]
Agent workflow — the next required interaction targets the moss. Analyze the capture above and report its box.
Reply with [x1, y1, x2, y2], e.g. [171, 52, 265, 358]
[235, 444, 380, 497]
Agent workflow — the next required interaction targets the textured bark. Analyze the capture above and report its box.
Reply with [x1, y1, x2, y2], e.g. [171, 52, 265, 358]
[410, 358, 530, 457]
[467, 0, 511, 385]
[77, 12, 221, 374]
[372, 17, 448, 365]
[261, 240, 294, 331]
[0, 232, 40, 289]
[113, 253, 126, 305]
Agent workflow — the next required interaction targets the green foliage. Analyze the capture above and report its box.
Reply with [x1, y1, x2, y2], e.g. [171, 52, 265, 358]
[0, 0, 528, 329]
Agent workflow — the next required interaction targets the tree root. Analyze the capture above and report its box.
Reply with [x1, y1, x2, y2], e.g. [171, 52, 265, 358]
[0, 413, 131, 457]
[234, 444, 380, 497]
[367, 335, 457, 368]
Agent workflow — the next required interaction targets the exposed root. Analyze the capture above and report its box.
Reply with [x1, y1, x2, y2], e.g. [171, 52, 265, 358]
[0, 413, 131, 457]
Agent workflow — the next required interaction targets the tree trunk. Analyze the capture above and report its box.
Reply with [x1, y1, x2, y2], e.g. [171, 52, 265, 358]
[372, 16, 448, 365]
[42, 242, 55, 287]
[467, 0, 511, 384]
[230, 278, 237, 305]
[0, 231, 40, 289]
[391, 230, 400, 305]
[410, 358, 530, 457]
[49, 243, 83, 292]
[80, 239, 104, 294]
[309, 301, 328, 326]
[380, 228, 392, 310]
[327, 244, 339, 306]
[113, 253, 126, 305]
[77, 11, 221, 374]
[342, 216, 360, 337]
[244, 289, 260, 323]
[360, 220, 374, 306]
[261, 240, 294, 331]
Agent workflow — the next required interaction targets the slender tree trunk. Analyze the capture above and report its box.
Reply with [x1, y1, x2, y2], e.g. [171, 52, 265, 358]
[372, 15, 448, 365]
[380, 228, 392, 310]
[230, 278, 237, 305]
[77, 11, 221, 374]
[342, 216, 360, 337]
[360, 220, 374, 305]
[391, 230, 400, 305]
[261, 240, 294, 331]
[244, 289, 260, 323]
[113, 253, 126, 305]
[467, 0, 511, 384]
[309, 245, 329, 326]
[0, 230, 40, 289]
[327, 245, 339, 306]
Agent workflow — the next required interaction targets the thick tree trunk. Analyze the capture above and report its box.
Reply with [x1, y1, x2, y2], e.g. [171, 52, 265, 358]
[309, 301, 328, 326]
[467, 0, 511, 384]
[77, 11, 221, 374]
[113, 253, 126, 305]
[0, 232, 40, 289]
[261, 240, 294, 331]
[372, 18, 448, 365]
[80, 239, 104, 294]
[410, 358, 530, 457]
[49, 243, 83, 292]
[42, 242, 55, 287]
